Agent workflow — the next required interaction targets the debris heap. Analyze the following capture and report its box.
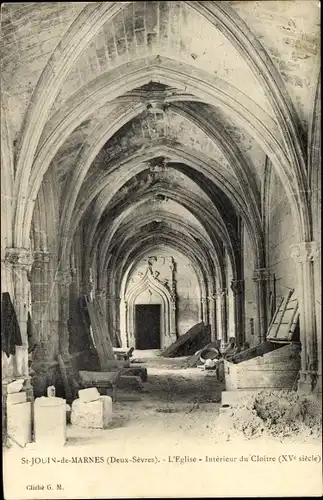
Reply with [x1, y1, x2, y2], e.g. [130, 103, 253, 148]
[216, 390, 322, 442]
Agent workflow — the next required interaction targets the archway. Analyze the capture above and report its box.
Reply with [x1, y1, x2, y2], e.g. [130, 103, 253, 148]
[122, 261, 177, 349]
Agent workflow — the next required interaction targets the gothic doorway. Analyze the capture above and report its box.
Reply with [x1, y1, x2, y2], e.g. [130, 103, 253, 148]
[135, 304, 161, 349]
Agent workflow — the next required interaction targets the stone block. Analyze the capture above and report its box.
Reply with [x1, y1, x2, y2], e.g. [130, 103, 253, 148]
[34, 397, 66, 447]
[78, 387, 100, 403]
[224, 343, 301, 391]
[7, 379, 25, 394]
[71, 396, 112, 429]
[100, 396, 113, 428]
[47, 385, 56, 397]
[7, 391, 27, 405]
[7, 401, 32, 447]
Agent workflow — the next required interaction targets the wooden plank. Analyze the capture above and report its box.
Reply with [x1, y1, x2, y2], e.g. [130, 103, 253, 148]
[231, 341, 283, 364]
[275, 310, 299, 341]
[78, 296, 97, 352]
[266, 296, 284, 338]
[94, 299, 114, 360]
[85, 299, 106, 369]
[114, 328, 122, 348]
[161, 322, 204, 357]
[85, 297, 115, 368]
[88, 300, 113, 367]
[273, 290, 294, 335]
[161, 322, 211, 357]
[96, 299, 114, 347]
[267, 291, 298, 342]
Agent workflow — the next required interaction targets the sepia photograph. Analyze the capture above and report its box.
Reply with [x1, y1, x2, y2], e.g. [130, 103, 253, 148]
[1, 1, 322, 498]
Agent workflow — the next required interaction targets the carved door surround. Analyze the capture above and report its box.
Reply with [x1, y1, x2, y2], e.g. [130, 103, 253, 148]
[124, 263, 177, 348]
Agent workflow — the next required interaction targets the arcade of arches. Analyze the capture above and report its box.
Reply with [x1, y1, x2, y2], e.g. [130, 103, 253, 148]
[1, 1, 321, 399]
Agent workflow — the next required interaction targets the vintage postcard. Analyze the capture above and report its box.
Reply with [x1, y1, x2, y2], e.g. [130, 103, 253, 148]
[1, 1, 322, 498]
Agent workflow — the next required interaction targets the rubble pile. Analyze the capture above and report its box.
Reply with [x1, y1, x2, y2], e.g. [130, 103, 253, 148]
[216, 390, 322, 442]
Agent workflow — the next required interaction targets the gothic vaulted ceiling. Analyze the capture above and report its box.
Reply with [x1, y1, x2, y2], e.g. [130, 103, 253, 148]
[1, 1, 320, 290]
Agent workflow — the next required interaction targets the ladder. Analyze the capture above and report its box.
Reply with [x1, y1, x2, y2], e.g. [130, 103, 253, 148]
[266, 290, 299, 342]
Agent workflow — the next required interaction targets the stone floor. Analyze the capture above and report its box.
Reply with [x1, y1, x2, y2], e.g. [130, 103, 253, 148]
[66, 349, 223, 448]
[4, 350, 322, 499]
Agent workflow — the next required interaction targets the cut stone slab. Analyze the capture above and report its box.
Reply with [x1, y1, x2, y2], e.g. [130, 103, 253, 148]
[7, 391, 27, 405]
[224, 343, 301, 390]
[7, 401, 31, 447]
[100, 396, 113, 428]
[7, 379, 25, 394]
[71, 396, 112, 429]
[34, 397, 66, 447]
[78, 387, 100, 403]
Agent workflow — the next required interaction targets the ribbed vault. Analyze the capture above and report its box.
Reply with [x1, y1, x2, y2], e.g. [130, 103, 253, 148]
[2, 1, 320, 394]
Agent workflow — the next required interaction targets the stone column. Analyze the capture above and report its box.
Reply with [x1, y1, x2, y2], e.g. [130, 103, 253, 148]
[170, 293, 177, 338]
[31, 251, 51, 344]
[207, 295, 216, 342]
[5, 248, 34, 379]
[231, 280, 245, 347]
[120, 299, 129, 347]
[55, 268, 73, 359]
[313, 246, 321, 394]
[68, 266, 83, 357]
[201, 296, 208, 324]
[215, 288, 228, 348]
[30, 251, 59, 396]
[54, 267, 77, 401]
[291, 242, 320, 392]
[113, 296, 121, 347]
[252, 268, 270, 344]
[105, 293, 114, 345]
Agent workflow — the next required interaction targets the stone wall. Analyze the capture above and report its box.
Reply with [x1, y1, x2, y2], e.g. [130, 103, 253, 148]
[125, 247, 201, 340]
[243, 228, 258, 346]
[267, 170, 298, 304]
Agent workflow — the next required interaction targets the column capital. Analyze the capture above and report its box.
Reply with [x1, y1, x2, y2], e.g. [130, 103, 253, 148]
[231, 279, 244, 294]
[207, 295, 216, 302]
[5, 247, 33, 271]
[96, 288, 107, 298]
[291, 242, 320, 263]
[215, 288, 228, 298]
[32, 250, 51, 268]
[252, 268, 271, 282]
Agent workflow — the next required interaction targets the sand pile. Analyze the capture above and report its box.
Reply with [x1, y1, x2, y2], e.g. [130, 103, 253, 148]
[216, 390, 322, 442]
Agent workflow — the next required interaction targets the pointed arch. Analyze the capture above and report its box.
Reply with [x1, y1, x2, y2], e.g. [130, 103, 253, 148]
[123, 265, 177, 348]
